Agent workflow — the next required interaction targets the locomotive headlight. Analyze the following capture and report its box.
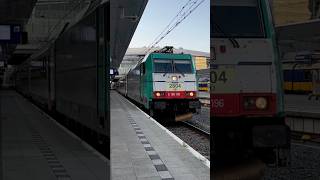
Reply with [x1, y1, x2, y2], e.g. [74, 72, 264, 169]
[172, 76, 177, 81]
[156, 92, 161, 97]
[255, 97, 267, 109]
[186, 91, 196, 97]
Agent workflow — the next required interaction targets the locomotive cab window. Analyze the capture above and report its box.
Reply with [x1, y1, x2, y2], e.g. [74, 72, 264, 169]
[212, 0, 265, 38]
[174, 60, 192, 74]
[153, 59, 173, 73]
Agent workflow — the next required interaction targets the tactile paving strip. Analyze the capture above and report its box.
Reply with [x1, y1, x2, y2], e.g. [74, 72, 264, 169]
[127, 114, 175, 180]
[30, 128, 72, 180]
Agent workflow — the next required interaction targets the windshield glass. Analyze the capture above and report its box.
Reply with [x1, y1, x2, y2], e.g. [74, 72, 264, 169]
[154, 59, 173, 73]
[153, 59, 193, 74]
[211, 3, 265, 38]
[174, 60, 193, 74]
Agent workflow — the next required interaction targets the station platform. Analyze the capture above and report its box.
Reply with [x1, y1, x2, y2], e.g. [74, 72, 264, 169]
[284, 94, 320, 135]
[284, 94, 320, 113]
[110, 91, 210, 180]
[285, 95, 320, 116]
[0, 90, 108, 180]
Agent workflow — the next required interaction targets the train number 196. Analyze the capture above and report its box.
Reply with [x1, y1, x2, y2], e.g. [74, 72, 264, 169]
[212, 99, 224, 108]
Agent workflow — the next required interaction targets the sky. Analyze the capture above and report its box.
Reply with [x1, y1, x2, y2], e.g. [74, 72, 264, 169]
[128, 0, 210, 53]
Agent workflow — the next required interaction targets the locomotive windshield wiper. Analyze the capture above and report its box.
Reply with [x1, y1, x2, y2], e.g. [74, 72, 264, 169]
[162, 72, 168, 77]
[213, 21, 240, 48]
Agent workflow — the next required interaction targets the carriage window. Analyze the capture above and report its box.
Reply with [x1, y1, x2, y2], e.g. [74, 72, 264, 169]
[304, 71, 312, 81]
[211, 3, 265, 38]
[154, 59, 173, 73]
[174, 60, 192, 74]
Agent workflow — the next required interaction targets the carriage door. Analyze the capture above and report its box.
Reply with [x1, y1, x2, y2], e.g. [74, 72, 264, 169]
[97, 3, 109, 138]
[140, 63, 145, 103]
[313, 69, 320, 95]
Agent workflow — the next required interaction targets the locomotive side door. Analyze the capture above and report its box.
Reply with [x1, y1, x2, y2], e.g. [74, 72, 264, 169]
[140, 63, 145, 104]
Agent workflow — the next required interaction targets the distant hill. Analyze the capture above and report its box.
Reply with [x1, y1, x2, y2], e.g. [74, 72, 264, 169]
[273, 0, 310, 25]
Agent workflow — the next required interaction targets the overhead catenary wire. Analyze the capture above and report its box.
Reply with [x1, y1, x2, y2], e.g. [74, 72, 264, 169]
[144, 0, 204, 55]
[145, 0, 193, 50]
[147, 0, 203, 51]
[134, 0, 205, 67]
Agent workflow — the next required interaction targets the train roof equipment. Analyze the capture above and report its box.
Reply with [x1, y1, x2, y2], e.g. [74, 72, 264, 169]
[153, 46, 174, 54]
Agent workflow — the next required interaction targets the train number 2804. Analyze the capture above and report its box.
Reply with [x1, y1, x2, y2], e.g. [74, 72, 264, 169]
[169, 83, 182, 89]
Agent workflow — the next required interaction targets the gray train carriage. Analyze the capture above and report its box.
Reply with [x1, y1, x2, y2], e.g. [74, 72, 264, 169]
[15, 47, 53, 109]
[54, 3, 109, 142]
[15, 2, 110, 156]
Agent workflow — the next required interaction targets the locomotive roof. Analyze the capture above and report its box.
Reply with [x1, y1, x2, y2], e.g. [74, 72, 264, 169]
[128, 52, 193, 73]
[140, 52, 192, 63]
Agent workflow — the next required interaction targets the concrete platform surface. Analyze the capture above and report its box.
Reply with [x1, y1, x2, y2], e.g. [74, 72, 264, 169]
[0, 90, 108, 180]
[111, 91, 210, 180]
[285, 94, 320, 115]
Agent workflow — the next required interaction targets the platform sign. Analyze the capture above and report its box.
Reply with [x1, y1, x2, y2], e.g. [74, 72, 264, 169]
[0, 24, 22, 44]
[110, 68, 119, 79]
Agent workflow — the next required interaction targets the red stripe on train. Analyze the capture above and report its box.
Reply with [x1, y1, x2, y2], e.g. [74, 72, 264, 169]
[211, 93, 277, 117]
[153, 91, 197, 99]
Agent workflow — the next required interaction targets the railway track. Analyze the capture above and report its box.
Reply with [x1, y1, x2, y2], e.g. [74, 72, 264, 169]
[290, 131, 320, 150]
[259, 113, 320, 179]
[264, 140, 320, 179]
[182, 121, 210, 136]
[160, 119, 210, 160]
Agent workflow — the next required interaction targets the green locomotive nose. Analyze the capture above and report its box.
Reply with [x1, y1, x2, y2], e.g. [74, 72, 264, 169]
[119, 47, 200, 122]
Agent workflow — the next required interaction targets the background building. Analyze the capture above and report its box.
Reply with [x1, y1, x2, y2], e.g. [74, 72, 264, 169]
[119, 47, 210, 75]
[273, 0, 320, 25]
